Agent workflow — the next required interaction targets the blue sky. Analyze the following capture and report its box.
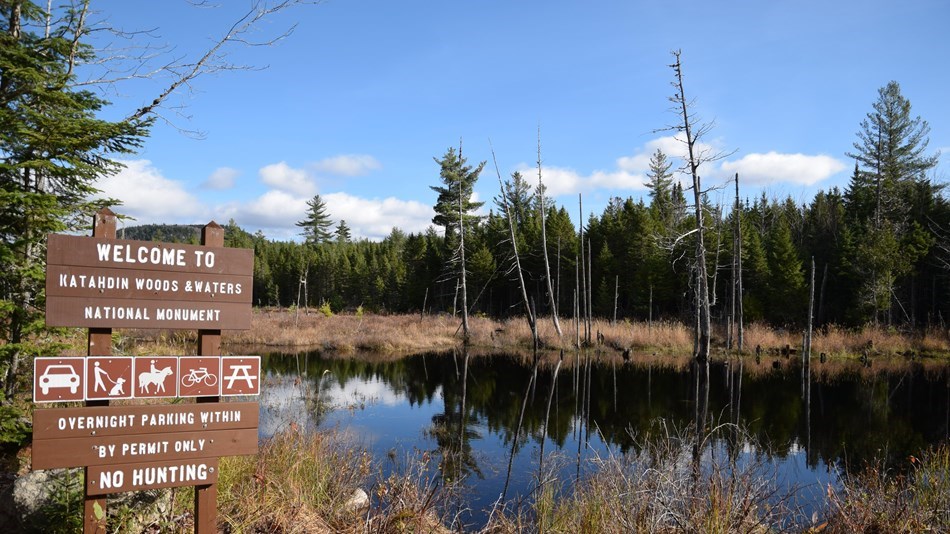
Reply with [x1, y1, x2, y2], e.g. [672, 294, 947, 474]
[85, 0, 950, 241]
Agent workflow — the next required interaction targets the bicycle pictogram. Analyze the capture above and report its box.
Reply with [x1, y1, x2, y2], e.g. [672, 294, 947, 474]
[181, 367, 218, 388]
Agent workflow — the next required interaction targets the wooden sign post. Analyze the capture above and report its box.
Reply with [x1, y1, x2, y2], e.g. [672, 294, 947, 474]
[86, 208, 115, 534]
[195, 222, 223, 533]
[34, 209, 257, 534]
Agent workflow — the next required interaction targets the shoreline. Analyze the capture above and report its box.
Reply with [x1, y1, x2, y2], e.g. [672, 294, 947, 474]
[186, 308, 949, 360]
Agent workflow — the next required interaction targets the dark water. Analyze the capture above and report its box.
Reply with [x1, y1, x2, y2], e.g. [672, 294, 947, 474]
[256, 351, 950, 528]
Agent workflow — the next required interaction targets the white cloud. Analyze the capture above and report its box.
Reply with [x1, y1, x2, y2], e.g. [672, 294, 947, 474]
[617, 134, 720, 176]
[259, 161, 317, 196]
[312, 154, 382, 176]
[323, 192, 434, 240]
[202, 167, 239, 190]
[720, 152, 846, 186]
[95, 160, 205, 224]
[216, 189, 433, 242]
[221, 190, 310, 234]
[590, 170, 649, 190]
[514, 165, 648, 197]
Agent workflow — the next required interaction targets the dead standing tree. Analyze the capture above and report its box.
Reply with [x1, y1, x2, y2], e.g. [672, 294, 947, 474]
[536, 127, 563, 337]
[659, 50, 733, 363]
[490, 143, 538, 347]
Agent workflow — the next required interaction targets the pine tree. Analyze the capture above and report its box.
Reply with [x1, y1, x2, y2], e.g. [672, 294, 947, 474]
[431, 145, 485, 241]
[297, 195, 333, 245]
[0, 2, 149, 396]
[844, 81, 939, 323]
[645, 148, 675, 227]
[846, 81, 939, 228]
[335, 219, 352, 243]
[765, 214, 805, 324]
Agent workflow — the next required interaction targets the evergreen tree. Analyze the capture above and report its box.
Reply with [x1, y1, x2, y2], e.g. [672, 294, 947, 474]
[844, 81, 939, 323]
[645, 148, 675, 227]
[430, 146, 485, 241]
[765, 214, 805, 324]
[0, 2, 149, 395]
[297, 194, 333, 245]
[335, 219, 352, 243]
[846, 81, 939, 227]
[494, 171, 532, 229]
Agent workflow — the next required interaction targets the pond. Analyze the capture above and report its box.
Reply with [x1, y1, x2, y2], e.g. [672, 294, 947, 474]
[255, 350, 950, 529]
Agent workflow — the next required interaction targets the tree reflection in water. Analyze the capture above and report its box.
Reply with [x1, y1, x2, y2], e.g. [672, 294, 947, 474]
[258, 349, 950, 525]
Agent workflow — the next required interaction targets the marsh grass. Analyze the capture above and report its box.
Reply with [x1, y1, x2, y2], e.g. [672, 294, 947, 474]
[487, 422, 792, 533]
[217, 427, 371, 533]
[824, 443, 950, 533]
[211, 309, 950, 359]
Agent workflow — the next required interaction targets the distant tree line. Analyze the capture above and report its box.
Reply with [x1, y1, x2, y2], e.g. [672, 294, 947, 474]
[78, 81, 950, 334]
[215, 81, 948, 331]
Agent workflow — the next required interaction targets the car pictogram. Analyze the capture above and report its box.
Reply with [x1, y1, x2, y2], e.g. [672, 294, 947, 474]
[39, 364, 81, 395]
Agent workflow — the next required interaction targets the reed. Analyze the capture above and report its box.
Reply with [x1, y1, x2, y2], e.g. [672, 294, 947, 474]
[487, 422, 791, 533]
[217, 427, 371, 533]
[823, 442, 950, 533]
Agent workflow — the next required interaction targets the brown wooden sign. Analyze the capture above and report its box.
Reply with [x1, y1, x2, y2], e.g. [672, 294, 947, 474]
[33, 402, 259, 440]
[221, 356, 261, 396]
[45, 233, 253, 330]
[39, 215, 257, 534]
[87, 459, 219, 497]
[32, 428, 258, 470]
[34, 357, 86, 403]
[34, 356, 261, 402]
[86, 357, 134, 401]
[46, 297, 252, 330]
[48, 265, 251, 303]
[47, 234, 253, 275]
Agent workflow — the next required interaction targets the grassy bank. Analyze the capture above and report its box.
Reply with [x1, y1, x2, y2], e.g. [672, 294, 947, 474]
[205, 309, 950, 358]
[45, 423, 943, 533]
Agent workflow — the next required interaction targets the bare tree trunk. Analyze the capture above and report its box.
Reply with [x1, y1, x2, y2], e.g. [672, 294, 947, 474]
[670, 50, 711, 363]
[587, 238, 593, 343]
[612, 275, 619, 324]
[806, 257, 815, 364]
[649, 285, 654, 330]
[537, 130, 562, 336]
[490, 144, 537, 342]
[458, 181, 469, 341]
[735, 173, 744, 352]
[556, 237, 561, 312]
[578, 195, 587, 344]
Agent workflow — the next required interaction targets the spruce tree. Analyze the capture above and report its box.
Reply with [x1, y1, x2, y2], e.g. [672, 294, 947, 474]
[335, 219, 352, 243]
[765, 215, 805, 324]
[297, 194, 333, 245]
[844, 81, 939, 323]
[0, 2, 149, 396]
[645, 148, 675, 228]
[430, 146, 485, 241]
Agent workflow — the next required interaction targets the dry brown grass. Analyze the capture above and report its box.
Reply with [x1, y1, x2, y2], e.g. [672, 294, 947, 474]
[79, 309, 950, 361]
[823, 443, 950, 533]
[227, 310, 950, 359]
[487, 423, 792, 533]
[224, 309, 466, 353]
[218, 427, 372, 533]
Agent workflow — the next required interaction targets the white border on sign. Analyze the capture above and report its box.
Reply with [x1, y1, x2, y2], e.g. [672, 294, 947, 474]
[220, 356, 262, 397]
[178, 356, 223, 396]
[85, 356, 135, 401]
[33, 357, 86, 403]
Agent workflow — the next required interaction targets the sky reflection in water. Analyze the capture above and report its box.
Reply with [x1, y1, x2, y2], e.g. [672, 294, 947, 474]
[256, 351, 950, 528]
